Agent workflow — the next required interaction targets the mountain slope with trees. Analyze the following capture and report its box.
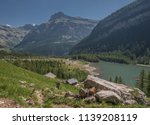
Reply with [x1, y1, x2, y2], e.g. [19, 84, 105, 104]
[71, 0, 150, 60]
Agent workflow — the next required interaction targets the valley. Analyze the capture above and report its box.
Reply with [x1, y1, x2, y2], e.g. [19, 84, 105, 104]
[0, 50, 150, 108]
[0, 0, 150, 108]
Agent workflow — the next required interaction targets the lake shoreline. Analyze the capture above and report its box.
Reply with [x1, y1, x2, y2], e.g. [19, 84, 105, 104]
[136, 64, 150, 68]
[84, 63, 100, 76]
[89, 61, 150, 86]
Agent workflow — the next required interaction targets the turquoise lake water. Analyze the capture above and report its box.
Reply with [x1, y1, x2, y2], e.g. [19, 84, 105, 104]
[92, 61, 150, 87]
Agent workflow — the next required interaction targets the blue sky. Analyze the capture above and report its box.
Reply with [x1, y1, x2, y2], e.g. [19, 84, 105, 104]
[0, 0, 134, 27]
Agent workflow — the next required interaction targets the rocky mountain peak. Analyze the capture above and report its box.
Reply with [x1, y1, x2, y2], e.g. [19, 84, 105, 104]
[15, 12, 98, 56]
[50, 12, 68, 20]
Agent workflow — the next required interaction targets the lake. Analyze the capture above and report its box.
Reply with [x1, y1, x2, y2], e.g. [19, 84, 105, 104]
[91, 61, 150, 87]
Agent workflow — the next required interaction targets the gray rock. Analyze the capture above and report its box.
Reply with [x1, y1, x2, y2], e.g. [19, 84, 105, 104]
[95, 90, 123, 104]
[132, 88, 147, 104]
[84, 75, 148, 105]
[124, 100, 138, 105]
[84, 96, 96, 103]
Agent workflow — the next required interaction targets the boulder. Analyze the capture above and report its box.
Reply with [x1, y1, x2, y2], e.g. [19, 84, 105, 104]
[131, 88, 147, 104]
[84, 96, 96, 103]
[79, 88, 89, 98]
[95, 90, 123, 104]
[89, 87, 97, 96]
[84, 75, 148, 105]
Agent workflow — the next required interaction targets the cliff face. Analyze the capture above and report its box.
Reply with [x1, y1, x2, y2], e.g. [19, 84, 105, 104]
[0, 24, 35, 50]
[15, 12, 98, 56]
[71, 0, 150, 56]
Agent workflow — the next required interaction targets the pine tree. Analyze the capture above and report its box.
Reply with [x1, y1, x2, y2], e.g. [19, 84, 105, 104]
[146, 72, 150, 96]
[109, 77, 112, 82]
[139, 69, 145, 91]
[118, 76, 123, 84]
[114, 76, 118, 83]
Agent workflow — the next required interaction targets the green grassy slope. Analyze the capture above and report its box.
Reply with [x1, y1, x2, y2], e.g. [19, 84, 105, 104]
[0, 60, 78, 107]
[0, 60, 148, 108]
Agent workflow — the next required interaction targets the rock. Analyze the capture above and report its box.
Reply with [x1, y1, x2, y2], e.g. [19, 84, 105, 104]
[75, 84, 81, 88]
[84, 96, 96, 103]
[65, 91, 75, 98]
[145, 99, 150, 106]
[74, 94, 80, 99]
[124, 100, 138, 105]
[131, 88, 147, 104]
[95, 90, 123, 104]
[29, 83, 34, 87]
[19, 80, 27, 84]
[84, 75, 148, 105]
[79, 88, 89, 98]
[89, 87, 97, 96]
[26, 99, 35, 105]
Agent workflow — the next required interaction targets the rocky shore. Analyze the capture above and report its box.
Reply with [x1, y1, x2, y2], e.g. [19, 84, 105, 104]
[82, 75, 149, 105]
[84, 64, 100, 76]
[81, 61, 149, 105]
[65, 60, 149, 106]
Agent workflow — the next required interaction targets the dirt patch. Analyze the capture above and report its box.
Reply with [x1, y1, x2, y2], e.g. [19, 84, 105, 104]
[35, 90, 44, 105]
[0, 98, 21, 108]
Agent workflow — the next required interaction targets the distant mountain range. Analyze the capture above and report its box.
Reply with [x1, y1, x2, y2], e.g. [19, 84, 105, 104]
[71, 0, 150, 57]
[0, 24, 35, 50]
[14, 12, 98, 55]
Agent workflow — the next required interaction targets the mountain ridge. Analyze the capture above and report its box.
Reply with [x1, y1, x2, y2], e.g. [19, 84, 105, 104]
[0, 24, 36, 50]
[71, 0, 150, 57]
[14, 12, 98, 56]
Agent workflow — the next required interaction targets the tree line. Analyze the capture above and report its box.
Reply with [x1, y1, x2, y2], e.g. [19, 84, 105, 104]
[109, 76, 123, 84]
[8, 59, 88, 82]
[70, 50, 150, 65]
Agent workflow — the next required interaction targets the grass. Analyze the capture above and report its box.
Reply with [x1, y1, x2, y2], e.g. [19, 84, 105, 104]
[0, 60, 79, 107]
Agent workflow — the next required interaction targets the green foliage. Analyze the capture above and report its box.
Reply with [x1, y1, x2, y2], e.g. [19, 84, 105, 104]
[71, 50, 150, 65]
[118, 76, 123, 84]
[113, 76, 123, 84]
[146, 72, 150, 96]
[71, 52, 133, 64]
[114, 76, 118, 83]
[139, 69, 145, 91]
[137, 49, 150, 65]
[136, 70, 150, 97]
[8, 59, 88, 82]
[109, 77, 112, 82]
[71, 54, 99, 62]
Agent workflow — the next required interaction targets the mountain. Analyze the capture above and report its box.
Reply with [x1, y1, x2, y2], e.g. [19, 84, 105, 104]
[0, 24, 35, 50]
[19, 24, 37, 31]
[71, 0, 150, 57]
[14, 12, 98, 56]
